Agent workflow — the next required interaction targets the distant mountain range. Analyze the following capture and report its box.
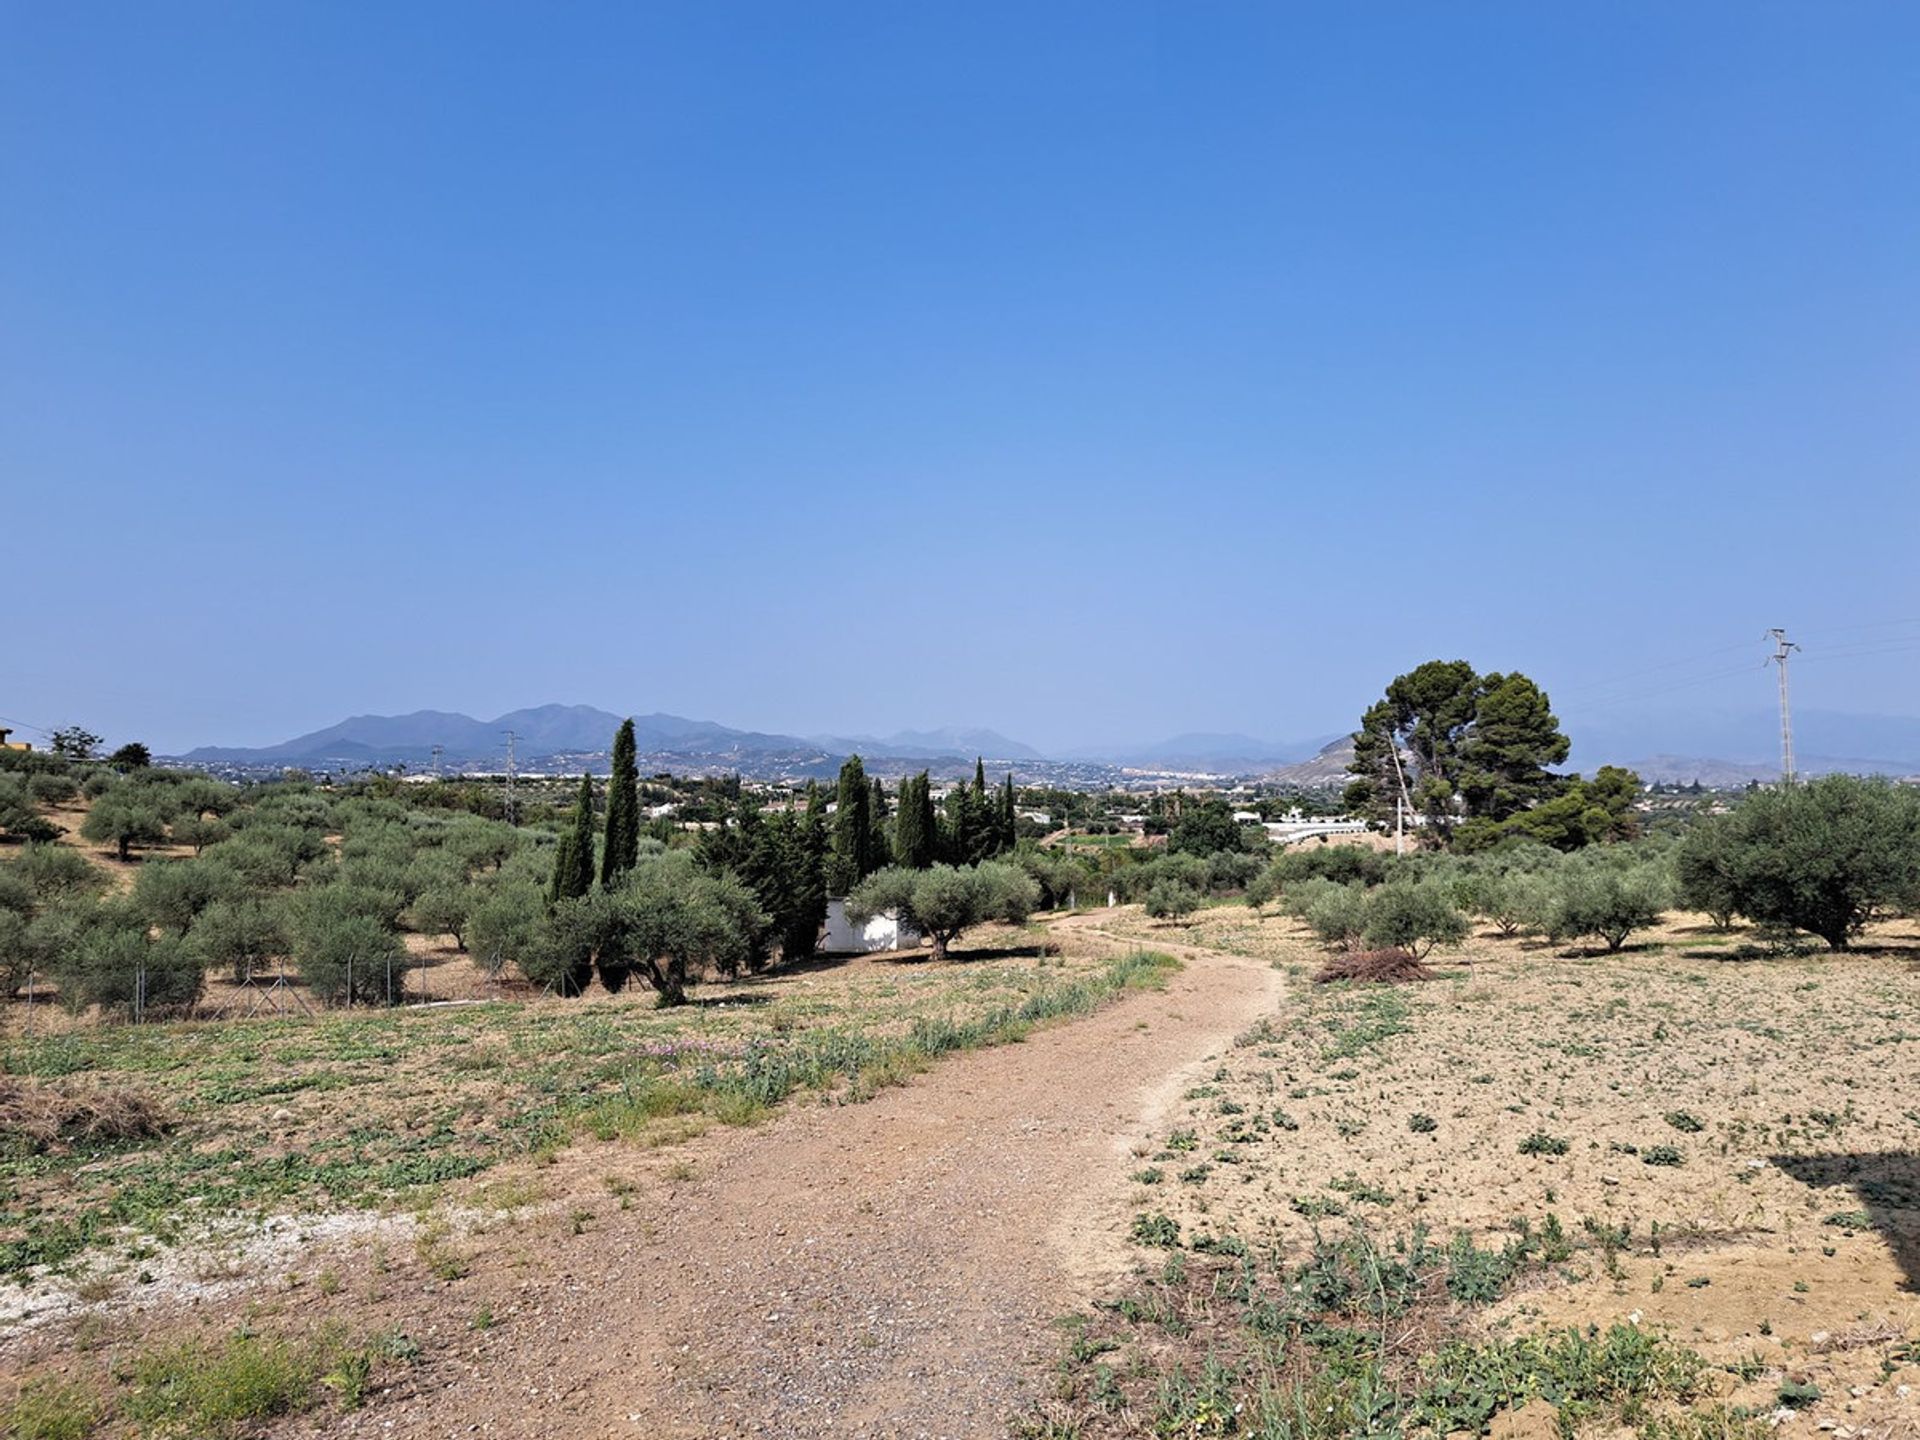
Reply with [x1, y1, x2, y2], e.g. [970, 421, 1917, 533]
[178, 705, 821, 770]
[809, 727, 1044, 762]
[178, 706, 1048, 777]
[171, 702, 1920, 785]
[1565, 708, 1920, 779]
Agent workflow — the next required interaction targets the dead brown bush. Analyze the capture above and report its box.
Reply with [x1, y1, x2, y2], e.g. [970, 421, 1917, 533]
[1311, 948, 1434, 985]
[0, 1075, 171, 1150]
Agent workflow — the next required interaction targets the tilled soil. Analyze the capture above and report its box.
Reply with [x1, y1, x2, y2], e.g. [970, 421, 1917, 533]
[291, 926, 1282, 1439]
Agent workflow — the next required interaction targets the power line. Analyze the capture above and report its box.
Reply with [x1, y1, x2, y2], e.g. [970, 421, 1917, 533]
[1553, 638, 1758, 701]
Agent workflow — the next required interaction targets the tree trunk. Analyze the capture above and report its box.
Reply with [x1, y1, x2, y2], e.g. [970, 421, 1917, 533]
[930, 934, 949, 961]
[117, 837, 131, 862]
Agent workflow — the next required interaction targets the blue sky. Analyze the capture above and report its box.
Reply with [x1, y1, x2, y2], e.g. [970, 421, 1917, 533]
[3, 3, 1917, 757]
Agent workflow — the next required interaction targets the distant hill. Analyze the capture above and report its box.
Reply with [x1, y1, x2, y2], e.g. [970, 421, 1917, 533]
[810, 727, 1044, 762]
[179, 705, 831, 771]
[1567, 708, 1920, 777]
[1264, 737, 1356, 786]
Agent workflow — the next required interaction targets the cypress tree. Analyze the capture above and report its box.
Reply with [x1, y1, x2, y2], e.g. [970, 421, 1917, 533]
[999, 773, 1017, 855]
[918, 773, 939, 864]
[828, 755, 871, 894]
[944, 779, 977, 865]
[601, 718, 640, 886]
[551, 773, 597, 902]
[895, 771, 937, 869]
[868, 775, 892, 870]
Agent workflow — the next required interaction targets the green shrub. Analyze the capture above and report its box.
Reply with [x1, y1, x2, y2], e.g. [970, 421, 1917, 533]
[1144, 879, 1203, 922]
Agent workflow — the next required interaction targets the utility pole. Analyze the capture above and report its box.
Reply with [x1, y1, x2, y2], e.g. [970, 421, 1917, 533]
[1767, 628, 1800, 786]
[1383, 723, 1414, 855]
[503, 730, 518, 825]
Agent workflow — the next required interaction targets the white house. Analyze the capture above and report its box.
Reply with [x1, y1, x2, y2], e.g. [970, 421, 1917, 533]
[821, 898, 922, 954]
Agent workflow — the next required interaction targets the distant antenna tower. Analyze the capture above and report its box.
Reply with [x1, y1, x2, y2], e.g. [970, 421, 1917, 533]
[1767, 628, 1800, 785]
[503, 730, 518, 825]
[430, 744, 444, 778]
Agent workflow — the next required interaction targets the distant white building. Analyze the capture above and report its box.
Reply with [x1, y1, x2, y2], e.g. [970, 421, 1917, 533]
[821, 898, 922, 955]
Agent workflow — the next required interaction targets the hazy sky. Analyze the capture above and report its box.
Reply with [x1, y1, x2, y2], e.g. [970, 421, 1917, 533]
[4, 4, 1917, 756]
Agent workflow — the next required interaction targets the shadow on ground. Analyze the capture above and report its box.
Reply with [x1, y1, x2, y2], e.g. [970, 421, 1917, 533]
[1773, 1151, 1920, 1292]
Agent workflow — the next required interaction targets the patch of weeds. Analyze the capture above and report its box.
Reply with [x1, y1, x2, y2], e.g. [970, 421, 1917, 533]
[1664, 1110, 1705, 1134]
[1319, 990, 1411, 1061]
[1408, 1112, 1438, 1134]
[1823, 1209, 1872, 1232]
[1131, 1167, 1164, 1185]
[1642, 1144, 1685, 1167]
[1775, 1379, 1822, 1409]
[1645, 1409, 1774, 1440]
[1518, 1131, 1570, 1157]
[1290, 1194, 1347, 1220]
[120, 1325, 399, 1439]
[1412, 1323, 1707, 1435]
[0, 1378, 104, 1440]
[1130, 1212, 1181, 1249]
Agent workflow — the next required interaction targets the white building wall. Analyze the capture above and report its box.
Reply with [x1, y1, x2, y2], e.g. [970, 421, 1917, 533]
[822, 898, 923, 954]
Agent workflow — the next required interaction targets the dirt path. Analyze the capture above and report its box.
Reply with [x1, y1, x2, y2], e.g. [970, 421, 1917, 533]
[333, 928, 1283, 1440]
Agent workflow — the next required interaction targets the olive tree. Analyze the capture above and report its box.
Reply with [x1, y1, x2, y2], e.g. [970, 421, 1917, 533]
[132, 856, 241, 937]
[292, 885, 411, 1005]
[80, 790, 172, 861]
[192, 896, 288, 984]
[1144, 879, 1203, 923]
[48, 907, 204, 1016]
[1677, 776, 1920, 949]
[1363, 882, 1469, 957]
[1545, 861, 1669, 953]
[595, 854, 771, 1004]
[848, 861, 1039, 961]
[0, 775, 58, 843]
[1304, 883, 1371, 950]
[467, 883, 546, 983]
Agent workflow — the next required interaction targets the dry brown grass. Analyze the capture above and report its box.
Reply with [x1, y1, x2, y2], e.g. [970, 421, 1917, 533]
[0, 1075, 171, 1151]
[1311, 947, 1433, 984]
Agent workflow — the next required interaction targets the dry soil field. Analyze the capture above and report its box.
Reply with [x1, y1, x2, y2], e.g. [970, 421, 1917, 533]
[1032, 902, 1920, 1439]
[3, 886, 1919, 1440]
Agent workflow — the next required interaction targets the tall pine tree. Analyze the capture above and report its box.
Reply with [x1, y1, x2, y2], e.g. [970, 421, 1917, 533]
[551, 773, 597, 903]
[600, 718, 640, 886]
